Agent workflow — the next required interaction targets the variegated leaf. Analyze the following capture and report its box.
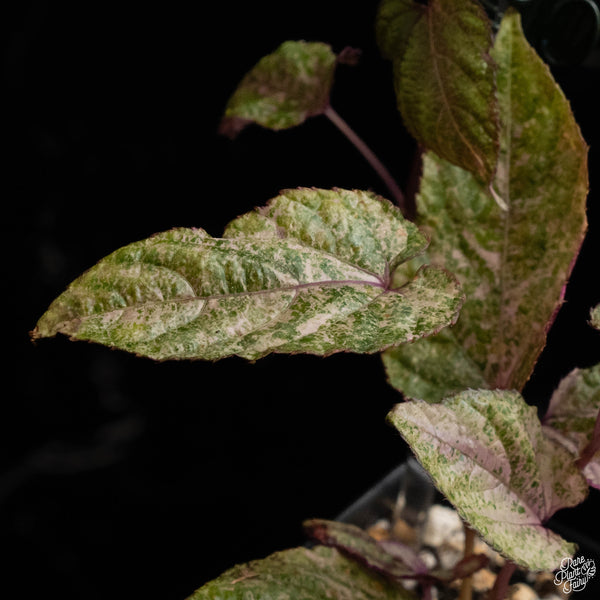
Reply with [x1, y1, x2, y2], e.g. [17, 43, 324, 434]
[388, 390, 588, 571]
[219, 40, 336, 137]
[543, 363, 600, 488]
[32, 188, 463, 361]
[383, 10, 588, 400]
[186, 545, 416, 600]
[380, 0, 499, 183]
[304, 518, 487, 584]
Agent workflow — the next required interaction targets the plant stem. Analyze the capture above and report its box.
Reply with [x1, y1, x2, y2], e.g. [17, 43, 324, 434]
[489, 561, 516, 600]
[459, 524, 476, 600]
[323, 105, 407, 214]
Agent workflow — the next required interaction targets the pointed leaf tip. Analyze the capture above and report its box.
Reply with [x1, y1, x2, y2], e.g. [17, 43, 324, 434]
[34, 188, 464, 362]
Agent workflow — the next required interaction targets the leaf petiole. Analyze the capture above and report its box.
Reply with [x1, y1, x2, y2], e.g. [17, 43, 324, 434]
[323, 105, 407, 213]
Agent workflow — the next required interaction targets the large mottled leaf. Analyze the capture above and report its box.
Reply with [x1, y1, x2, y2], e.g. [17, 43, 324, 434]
[186, 545, 416, 600]
[543, 363, 600, 488]
[32, 188, 463, 361]
[388, 390, 589, 571]
[382, 328, 488, 403]
[383, 10, 588, 400]
[219, 41, 336, 138]
[380, 0, 499, 183]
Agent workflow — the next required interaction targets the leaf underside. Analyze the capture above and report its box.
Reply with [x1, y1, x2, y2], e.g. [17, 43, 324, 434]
[388, 389, 588, 571]
[383, 10, 588, 401]
[32, 188, 463, 361]
[186, 545, 416, 600]
[543, 363, 600, 488]
[219, 40, 337, 137]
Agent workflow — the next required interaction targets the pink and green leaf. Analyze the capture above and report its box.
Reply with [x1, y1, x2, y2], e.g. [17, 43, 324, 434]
[388, 390, 588, 571]
[383, 10, 588, 401]
[219, 41, 337, 137]
[32, 188, 463, 361]
[543, 363, 600, 488]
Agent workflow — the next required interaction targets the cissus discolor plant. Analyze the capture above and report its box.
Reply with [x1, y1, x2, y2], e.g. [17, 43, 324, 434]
[33, 2, 598, 599]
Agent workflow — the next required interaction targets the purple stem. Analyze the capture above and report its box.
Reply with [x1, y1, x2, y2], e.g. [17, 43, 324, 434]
[490, 561, 516, 600]
[323, 105, 407, 214]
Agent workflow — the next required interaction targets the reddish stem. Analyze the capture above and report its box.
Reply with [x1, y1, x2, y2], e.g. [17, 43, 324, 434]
[323, 105, 407, 214]
[459, 525, 476, 600]
[489, 561, 516, 600]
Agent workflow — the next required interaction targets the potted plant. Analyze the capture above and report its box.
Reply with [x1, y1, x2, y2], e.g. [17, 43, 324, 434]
[28, 1, 600, 599]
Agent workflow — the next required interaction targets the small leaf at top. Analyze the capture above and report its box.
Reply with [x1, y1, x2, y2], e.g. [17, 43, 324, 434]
[186, 545, 417, 600]
[388, 389, 588, 571]
[543, 363, 600, 489]
[384, 0, 499, 183]
[32, 188, 464, 361]
[383, 10, 588, 400]
[219, 41, 337, 138]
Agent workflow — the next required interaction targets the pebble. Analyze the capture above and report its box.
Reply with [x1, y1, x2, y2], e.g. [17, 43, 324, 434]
[438, 544, 464, 571]
[418, 548, 438, 570]
[392, 517, 418, 545]
[367, 519, 391, 541]
[471, 567, 497, 592]
[507, 582, 538, 600]
[422, 505, 464, 548]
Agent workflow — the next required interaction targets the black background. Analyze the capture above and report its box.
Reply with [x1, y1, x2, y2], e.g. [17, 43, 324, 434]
[4, 1, 600, 599]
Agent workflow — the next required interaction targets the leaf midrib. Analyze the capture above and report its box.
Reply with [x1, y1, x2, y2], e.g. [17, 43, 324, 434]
[427, 2, 486, 175]
[401, 405, 543, 527]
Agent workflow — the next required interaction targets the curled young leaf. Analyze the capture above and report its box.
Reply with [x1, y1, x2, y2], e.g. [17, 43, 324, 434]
[186, 545, 416, 600]
[543, 363, 600, 488]
[388, 389, 588, 571]
[32, 188, 464, 361]
[219, 41, 337, 138]
[590, 304, 600, 330]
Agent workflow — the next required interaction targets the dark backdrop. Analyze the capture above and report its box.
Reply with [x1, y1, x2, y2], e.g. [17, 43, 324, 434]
[4, 2, 600, 599]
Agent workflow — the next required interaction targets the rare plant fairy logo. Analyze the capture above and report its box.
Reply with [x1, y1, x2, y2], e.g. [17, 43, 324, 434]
[554, 555, 597, 593]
